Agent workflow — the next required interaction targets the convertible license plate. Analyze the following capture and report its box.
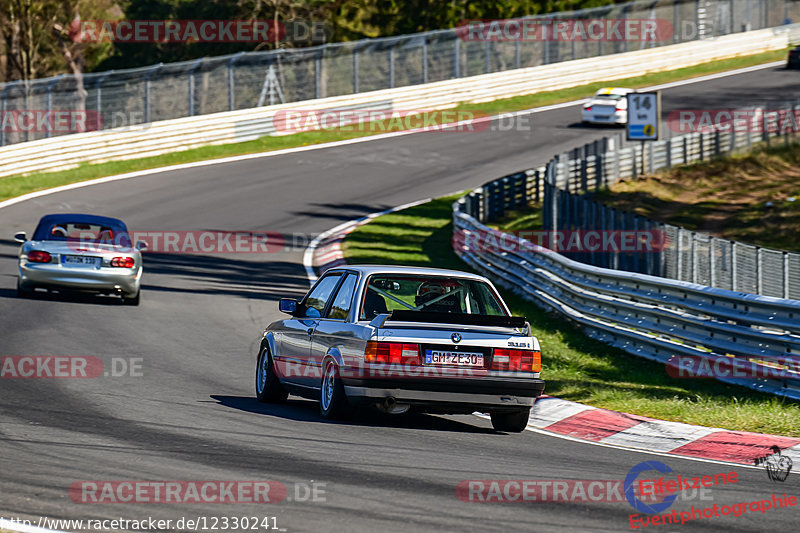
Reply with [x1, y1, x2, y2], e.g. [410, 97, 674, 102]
[425, 350, 484, 367]
[62, 255, 100, 267]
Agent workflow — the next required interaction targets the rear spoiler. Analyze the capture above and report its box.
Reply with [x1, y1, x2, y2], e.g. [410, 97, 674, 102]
[381, 310, 527, 329]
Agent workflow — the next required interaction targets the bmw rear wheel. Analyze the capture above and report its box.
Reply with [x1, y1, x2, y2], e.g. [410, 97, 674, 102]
[256, 346, 288, 403]
[320, 359, 350, 419]
[490, 408, 531, 433]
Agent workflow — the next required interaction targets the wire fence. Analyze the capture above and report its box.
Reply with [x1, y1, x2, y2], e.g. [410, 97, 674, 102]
[460, 106, 800, 299]
[2, 0, 799, 147]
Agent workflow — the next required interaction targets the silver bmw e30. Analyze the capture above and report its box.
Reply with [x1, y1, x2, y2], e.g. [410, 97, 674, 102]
[256, 265, 545, 432]
[14, 213, 147, 305]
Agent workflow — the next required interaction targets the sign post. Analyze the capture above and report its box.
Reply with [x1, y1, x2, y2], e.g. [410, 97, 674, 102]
[626, 91, 661, 175]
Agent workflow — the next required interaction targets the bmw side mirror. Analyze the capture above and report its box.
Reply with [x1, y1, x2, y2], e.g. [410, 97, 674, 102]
[279, 298, 298, 315]
[135, 240, 149, 251]
[13, 232, 26, 243]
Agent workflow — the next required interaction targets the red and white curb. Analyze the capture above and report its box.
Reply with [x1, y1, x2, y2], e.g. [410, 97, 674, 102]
[308, 201, 800, 470]
[527, 396, 800, 468]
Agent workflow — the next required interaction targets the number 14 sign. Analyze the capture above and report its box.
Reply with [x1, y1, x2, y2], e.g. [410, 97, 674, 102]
[626, 91, 661, 141]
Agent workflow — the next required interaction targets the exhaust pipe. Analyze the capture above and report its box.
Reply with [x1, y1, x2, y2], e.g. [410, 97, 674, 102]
[383, 396, 397, 410]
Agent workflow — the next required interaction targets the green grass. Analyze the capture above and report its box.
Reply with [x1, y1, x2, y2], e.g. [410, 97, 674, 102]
[342, 195, 800, 436]
[0, 49, 786, 203]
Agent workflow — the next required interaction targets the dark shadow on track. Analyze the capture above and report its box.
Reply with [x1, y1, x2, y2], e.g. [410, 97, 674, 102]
[291, 202, 392, 222]
[141, 254, 308, 300]
[210, 394, 498, 434]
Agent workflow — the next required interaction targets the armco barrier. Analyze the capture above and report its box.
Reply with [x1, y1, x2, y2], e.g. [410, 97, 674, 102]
[0, 25, 795, 178]
[459, 108, 800, 300]
[453, 183, 800, 401]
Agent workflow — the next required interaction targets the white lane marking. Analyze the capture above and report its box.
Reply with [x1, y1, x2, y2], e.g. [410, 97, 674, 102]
[302, 198, 433, 284]
[0, 518, 66, 533]
[0, 59, 783, 215]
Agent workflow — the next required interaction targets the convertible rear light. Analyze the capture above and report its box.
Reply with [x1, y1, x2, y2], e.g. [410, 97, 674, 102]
[491, 348, 541, 372]
[27, 251, 52, 263]
[365, 341, 419, 365]
[110, 256, 135, 268]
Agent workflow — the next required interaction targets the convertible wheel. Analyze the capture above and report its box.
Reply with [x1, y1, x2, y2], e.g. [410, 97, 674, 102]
[320, 359, 350, 419]
[122, 290, 140, 306]
[490, 408, 531, 433]
[255, 346, 288, 403]
[16, 279, 34, 299]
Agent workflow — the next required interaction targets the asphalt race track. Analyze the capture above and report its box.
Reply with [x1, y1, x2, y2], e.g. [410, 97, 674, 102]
[2, 65, 800, 533]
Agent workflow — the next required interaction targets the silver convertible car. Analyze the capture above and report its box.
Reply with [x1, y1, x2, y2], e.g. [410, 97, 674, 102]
[256, 265, 545, 432]
[14, 213, 146, 305]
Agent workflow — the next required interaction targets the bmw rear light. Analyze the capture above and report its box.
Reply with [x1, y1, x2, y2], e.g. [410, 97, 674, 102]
[110, 256, 135, 268]
[491, 349, 541, 372]
[27, 251, 52, 263]
[365, 341, 419, 365]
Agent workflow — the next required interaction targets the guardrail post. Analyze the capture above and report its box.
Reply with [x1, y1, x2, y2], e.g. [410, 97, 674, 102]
[682, 136, 688, 164]
[665, 138, 672, 168]
[515, 39, 520, 69]
[756, 247, 763, 294]
[581, 144, 588, 192]
[610, 208, 619, 270]
[422, 38, 428, 83]
[93, 72, 111, 131]
[454, 38, 461, 78]
[691, 233, 698, 283]
[0, 81, 19, 146]
[709, 236, 716, 288]
[644, 218, 652, 275]
[485, 41, 491, 74]
[353, 47, 359, 93]
[699, 132, 705, 161]
[227, 54, 242, 111]
[676, 228, 683, 280]
[188, 58, 203, 117]
[388, 45, 395, 88]
[315, 48, 324, 98]
[45, 75, 63, 139]
[145, 63, 162, 121]
[731, 242, 737, 291]
[783, 251, 790, 299]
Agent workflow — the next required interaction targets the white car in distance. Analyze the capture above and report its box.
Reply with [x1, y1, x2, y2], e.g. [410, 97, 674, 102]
[581, 87, 635, 126]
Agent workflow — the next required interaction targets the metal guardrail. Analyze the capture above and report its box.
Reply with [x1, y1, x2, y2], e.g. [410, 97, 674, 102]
[1, 0, 799, 147]
[459, 108, 800, 299]
[452, 199, 800, 400]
